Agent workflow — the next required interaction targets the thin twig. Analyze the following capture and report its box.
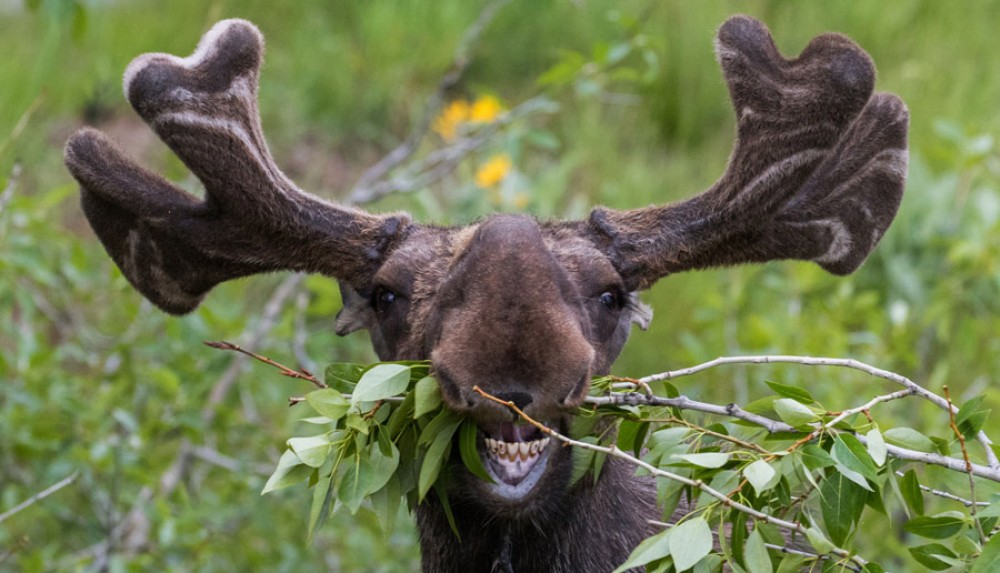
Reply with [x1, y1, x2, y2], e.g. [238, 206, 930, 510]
[894, 471, 990, 508]
[0, 471, 79, 524]
[349, 0, 512, 198]
[945, 385, 987, 543]
[204, 339, 327, 389]
[474, 385, 869, 569]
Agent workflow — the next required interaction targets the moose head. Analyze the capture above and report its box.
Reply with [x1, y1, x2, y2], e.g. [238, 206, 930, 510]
[65, 15, 907, 572]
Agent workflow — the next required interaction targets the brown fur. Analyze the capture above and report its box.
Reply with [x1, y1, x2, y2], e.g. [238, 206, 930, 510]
[64, 16, 908, 572]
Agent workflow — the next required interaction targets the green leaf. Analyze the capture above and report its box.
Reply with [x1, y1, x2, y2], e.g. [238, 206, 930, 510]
[325, 362, 366, 391]
[668, 517, 713, 572]
[970, 531, 1000, 572]
[612, 528, 671, 573]
[765, 381, 817, 405]
[418, 417, 461, 500]
[884, 427, 935, 452]
[459, 419, 494, 483]
[820, 471, 867, 546]
[744, 459, 778, 496]
[805, 527, 835, 554]
[305, 388, 350, 421]
[978, 500, 1000, 519]
[369, 473, 402, 539]
[775, 554, 807, 573]
[366, 437, 400, 494]
[345, 412, 370, 435]
[262, 449, 313, 494]
[288, 435, 332, 468]
[865, 428, 888, 467]
[672, 452, 730, 469]
[908, 543, 958, 571]
[413, 376, 442, 419]
[957, 396, 991, 439]
[903, 513, 967, 539]
[569, 437, 599, 487]
[419, 409, 463, 446]
[773, 398, 819, 427]
[900, 469, 924, 515]
[434, 482, 461, 540]
[351, 363, 412, 405]
[800, 445, 835, 472]
[337, 452, 374, 514]
[744, 528, 773, 573]
[307, 471, 335, 540]
[831, 434, 879, 485]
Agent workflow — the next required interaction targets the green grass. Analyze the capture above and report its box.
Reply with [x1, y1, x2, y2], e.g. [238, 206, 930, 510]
[3, 0, 1000, 570]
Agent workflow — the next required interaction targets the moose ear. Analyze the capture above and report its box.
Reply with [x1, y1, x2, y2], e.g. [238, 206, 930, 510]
[335, 283, 373, 335]
[588, 15, 908, 290]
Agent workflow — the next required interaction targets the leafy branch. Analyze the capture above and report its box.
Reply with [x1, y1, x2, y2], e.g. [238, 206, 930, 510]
[222, 343, 1000, 571]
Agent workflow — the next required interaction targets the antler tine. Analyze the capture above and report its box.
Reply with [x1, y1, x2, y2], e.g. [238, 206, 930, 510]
[65, 20, 410, 314]
[588, 15, 908, 290]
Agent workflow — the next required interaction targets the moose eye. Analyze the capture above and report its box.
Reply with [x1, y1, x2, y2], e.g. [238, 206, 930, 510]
[373, 287, 397, 312]
[598, 291, 620, 309]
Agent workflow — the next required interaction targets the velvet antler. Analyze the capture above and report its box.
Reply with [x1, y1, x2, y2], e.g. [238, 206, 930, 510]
[589, 15, 909, 290]
[64, 20, 410, 314]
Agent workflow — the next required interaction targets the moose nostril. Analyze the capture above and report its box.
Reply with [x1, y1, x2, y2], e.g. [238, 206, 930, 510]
[494, 392, 533, 410]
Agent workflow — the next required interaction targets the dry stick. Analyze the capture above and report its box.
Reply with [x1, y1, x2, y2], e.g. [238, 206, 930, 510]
[0, 471, 79, 524]
[625, 355, 1000, 470]
[944, 385, 988, 544]
[473, 386, 869, 569]
[349, 0, 512, 202]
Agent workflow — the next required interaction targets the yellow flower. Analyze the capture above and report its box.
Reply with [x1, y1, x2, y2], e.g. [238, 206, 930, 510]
[475, 154, 512, 189]
[469, 95, 503, 123]
[433, 99, 470, 141]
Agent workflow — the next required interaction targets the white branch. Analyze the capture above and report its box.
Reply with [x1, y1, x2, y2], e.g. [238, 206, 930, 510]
[0, 471, 79, 524]
[631, 355, 1000, 469]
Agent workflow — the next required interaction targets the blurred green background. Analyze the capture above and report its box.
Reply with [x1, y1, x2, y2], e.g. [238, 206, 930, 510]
[2, 0, 1000, 571]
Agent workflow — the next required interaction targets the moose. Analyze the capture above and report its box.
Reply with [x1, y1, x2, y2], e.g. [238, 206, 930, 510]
[64, 15, 908, 573]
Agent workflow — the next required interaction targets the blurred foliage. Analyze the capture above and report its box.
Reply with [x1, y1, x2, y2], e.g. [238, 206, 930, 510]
[2, 0, 1000, 571]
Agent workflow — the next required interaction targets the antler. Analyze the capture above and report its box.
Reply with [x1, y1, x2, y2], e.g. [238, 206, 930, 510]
[589, 15, 909, 290]
[64, 20, 410, 314]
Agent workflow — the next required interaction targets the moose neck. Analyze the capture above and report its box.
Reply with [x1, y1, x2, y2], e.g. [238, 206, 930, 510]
[416, 457, 657, 573]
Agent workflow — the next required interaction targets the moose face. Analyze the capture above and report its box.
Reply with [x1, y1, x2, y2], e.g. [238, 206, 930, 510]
[64, 16, 908, 521]
[337, 214, 649, 508]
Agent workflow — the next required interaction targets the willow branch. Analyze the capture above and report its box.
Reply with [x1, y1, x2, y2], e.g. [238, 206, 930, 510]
[586, 389, 1000, 483]
[628, 355, 999, 469]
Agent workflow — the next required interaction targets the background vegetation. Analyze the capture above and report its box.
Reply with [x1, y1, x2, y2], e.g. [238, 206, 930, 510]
[2, 0, 1000, 570]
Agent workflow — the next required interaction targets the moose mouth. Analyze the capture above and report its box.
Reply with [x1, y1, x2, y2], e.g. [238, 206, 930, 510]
[479, 422, 553, 500]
